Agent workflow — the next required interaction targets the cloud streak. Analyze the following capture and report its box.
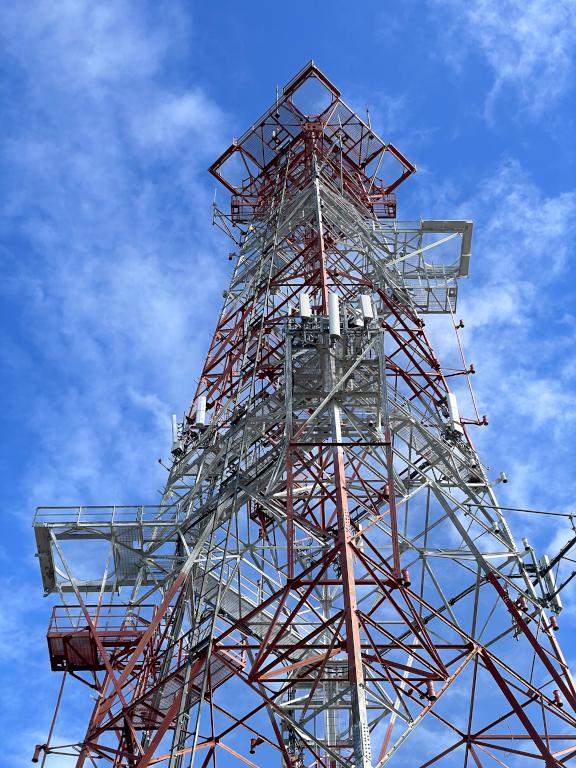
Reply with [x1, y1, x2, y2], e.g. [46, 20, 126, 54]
[2, 3, 575, 763]
[0, 2, 229, 762]
[1, 0, 229, 510]
[431, 0, 576, 116]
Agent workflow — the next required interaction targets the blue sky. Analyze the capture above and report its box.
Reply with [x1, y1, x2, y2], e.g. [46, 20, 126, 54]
[1, 0, 575, 764]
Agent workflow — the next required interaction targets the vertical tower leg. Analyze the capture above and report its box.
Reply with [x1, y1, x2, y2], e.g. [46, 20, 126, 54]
[328, 352, 372, 768]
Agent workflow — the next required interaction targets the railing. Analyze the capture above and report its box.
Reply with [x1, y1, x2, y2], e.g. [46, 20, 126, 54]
[370, 191, 396, 219]
[231, 195, 263, 223]
[34, 504, 184, 527]
[47, 604, 155, 673]
[47, 604, 154, 634]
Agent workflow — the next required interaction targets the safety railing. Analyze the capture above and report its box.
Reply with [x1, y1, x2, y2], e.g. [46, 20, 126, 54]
[47, 604, 154, 634]
[34, 504, 184, 528]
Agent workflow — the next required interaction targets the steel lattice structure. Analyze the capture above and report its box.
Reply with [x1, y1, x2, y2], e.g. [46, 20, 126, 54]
[33, 63, 576, 768]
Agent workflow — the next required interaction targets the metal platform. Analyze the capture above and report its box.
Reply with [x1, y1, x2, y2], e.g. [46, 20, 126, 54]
[34, 504, 184, 593]
[46, 605, 151, 672]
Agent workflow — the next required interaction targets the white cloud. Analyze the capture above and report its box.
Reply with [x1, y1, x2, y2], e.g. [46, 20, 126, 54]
[0, 0, 230, 511]
[454, 160, 576, 348]
[431, 0, 576, 115]
[512, 378, 576, 430]
[0, 579, 44, 662]
[0, 2, 233, 761]
[2, 5, 575, 761]
[134, 90, 228, 152]
[0, 0, 173, 89]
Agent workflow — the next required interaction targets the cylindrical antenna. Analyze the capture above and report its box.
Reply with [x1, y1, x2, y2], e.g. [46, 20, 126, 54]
[328, 292, 341, 339]
[195, 395, 207, 427]
[446, 392, 464, 435]
[299, 292, 312, 320]
[360, 294, 374, 323]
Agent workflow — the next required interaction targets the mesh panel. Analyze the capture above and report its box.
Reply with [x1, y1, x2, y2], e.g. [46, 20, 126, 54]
[115, 527, 141, 581]
[131, 651, 244, 728]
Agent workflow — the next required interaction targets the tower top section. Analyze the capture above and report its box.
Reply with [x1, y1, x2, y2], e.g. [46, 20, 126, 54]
[209, 61, 416, 224]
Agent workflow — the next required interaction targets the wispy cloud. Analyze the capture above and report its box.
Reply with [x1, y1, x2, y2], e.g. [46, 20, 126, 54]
[0, 2, 229, 762]
[2, 3, 575, 762]
[1, 0, 229, 510]
[431, 0, 576, 116]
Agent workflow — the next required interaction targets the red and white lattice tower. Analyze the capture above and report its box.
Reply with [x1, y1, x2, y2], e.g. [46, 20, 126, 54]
[33, 63, 576, 768]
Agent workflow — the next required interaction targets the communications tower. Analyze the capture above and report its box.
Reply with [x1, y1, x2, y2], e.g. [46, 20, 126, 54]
[33, 63, 576, 768]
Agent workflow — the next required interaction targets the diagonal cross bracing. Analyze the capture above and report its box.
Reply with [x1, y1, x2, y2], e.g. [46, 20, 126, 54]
[32, 62, 576, 768]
